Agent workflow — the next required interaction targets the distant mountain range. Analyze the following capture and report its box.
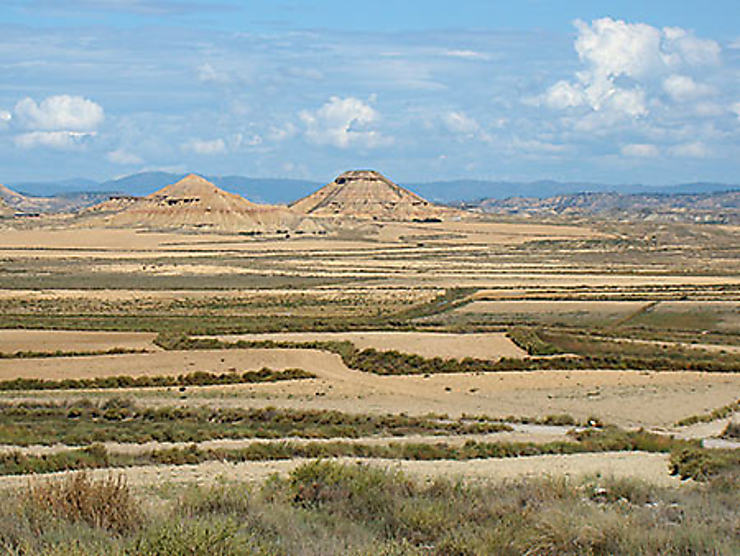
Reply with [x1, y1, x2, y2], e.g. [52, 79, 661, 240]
[6, 172, 739, 206]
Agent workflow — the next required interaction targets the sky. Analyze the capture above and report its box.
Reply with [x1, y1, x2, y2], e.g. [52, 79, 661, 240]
[1, 0, 739, 185]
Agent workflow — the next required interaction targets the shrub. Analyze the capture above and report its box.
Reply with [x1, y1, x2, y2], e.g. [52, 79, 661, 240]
[669, 446, 740, 481]
[25, 472, 142, 534]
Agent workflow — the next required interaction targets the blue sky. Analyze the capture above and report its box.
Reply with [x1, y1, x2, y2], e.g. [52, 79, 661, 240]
[1, 0, 739, 185]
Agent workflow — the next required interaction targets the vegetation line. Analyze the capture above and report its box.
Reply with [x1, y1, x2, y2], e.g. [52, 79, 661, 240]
[0, 347, 149, 359]
[675, 399, 739, 427]
[157, 333, 740, 374]
[0, 401, 512, 446]
[1, 428, 736, 482]
[0, 368, 315, 391]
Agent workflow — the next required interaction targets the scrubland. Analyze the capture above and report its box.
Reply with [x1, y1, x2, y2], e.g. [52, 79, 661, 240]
[0, 217, 737, 553]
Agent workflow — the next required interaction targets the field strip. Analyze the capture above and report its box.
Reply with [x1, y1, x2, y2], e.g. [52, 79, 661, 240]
[0, 452, 681, 490]
[200, 331, 526, 360]
[0, 426, 574, 456]
[589, 335, 740, 353]
[0, 329, 160, 354]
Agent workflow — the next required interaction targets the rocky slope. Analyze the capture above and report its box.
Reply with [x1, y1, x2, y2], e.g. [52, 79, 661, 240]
[471, 190, 740, 224]
[291, 170, 452, 221]
[79, 174, 323, 234]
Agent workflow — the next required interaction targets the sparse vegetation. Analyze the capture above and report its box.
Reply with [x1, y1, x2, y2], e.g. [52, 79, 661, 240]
[669, 446, 740, 481]
[0, 462, 736, 554]
[507, 326, 561, 355]
[0, 367, 315, 391]
[159, 333, 740, 374]
[0, 400, 512, 446]
[675, 399, 740, 427]
[0, 426, 701, 476]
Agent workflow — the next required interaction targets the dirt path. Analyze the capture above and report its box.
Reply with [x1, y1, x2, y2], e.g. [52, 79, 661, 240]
[0, 452, 682, 491]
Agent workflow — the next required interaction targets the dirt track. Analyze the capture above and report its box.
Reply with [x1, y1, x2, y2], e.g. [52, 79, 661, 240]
[0, 452, 682, 491]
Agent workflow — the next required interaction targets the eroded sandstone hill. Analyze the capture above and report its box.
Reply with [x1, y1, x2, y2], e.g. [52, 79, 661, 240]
[80, 174, 322, 234]
[290, 170, 450, 221]
[0, 196, 13, 217]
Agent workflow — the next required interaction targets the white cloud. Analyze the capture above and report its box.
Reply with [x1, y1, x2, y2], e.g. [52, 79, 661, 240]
[542, 80, 585, 109]
[669, 141, 710, 158]
[14, 95, 104, 131]
[538, 18, 720, 122]
[231, 133, 262, 148]
[443, 49, 489, 60]
[107, 148, 143, 165]
[267, 122, 298, 142]
[14, 131, 96, 150]
[196, 62, 232, 84]
[662, 74, 714, 102]
[299, 96, 388, 149]
[661, 27, 721, 67]
[442, 111, 492, 142]
[182, 138, 227, 155]
[621, 143, 659, 157]
[731, 102, 740, 120]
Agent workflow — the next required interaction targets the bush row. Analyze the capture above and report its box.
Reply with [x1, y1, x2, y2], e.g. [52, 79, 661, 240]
[0, 367, 315, 391]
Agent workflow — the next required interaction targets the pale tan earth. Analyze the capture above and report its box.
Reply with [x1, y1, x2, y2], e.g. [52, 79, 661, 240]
[291, 170, 454, 221]
[0, 426, 574, 457]
[78, 174, 322, 234]
[0, 196, 13, 217]
[0, 452, 682, 491]
[0, 330, 159, 354]
[0, 210, 737, 489]
[204, 331, 527, 360]
[1, 348, 737, 428]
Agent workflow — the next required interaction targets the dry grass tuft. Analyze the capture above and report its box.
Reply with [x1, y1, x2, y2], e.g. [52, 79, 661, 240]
[25, 472, 142, 535]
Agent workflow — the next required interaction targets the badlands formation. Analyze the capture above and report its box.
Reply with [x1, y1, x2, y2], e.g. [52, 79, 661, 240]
[291, 169, 453, 220]
[74, 170, 452, 233]
[80, 173, 320, 234]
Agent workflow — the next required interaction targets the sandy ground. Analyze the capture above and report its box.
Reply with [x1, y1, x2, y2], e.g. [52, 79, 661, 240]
[203, 331, 527, 360]
[1, 348, 738, 428]
[0, 452, 682, 491]
[0, 425, 574, 456]
[0, 330, 159, 354]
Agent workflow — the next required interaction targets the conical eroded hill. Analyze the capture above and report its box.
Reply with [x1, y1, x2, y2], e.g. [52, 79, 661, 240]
[290, 170, 448, 221]
[81, 174, 320, 233]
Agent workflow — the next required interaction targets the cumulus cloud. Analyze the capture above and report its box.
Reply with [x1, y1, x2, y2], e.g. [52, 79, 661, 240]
[14, 95, 104, 131]
[662, 74, 714, 102]
[107, 148, 143, 165]
[621, 143, 659, 157]
[538, 18, 720, 121]
[182, 137, 227, 155]
[0, 110, 11, 128]
[14, 131, 96, 150]
[299, 96, 388, 149]
[442, 111, 492, 142]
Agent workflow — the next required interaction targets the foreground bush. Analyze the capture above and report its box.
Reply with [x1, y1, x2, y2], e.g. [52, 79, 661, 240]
[0, 462, 735, 555]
